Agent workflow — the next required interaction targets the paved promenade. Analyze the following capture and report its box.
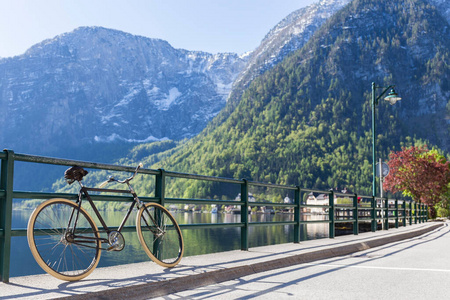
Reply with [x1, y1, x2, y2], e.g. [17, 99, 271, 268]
[0, 222, 444, 300]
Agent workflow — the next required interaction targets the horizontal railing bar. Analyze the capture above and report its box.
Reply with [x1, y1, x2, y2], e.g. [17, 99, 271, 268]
[249, 202, 295, 208]
[167, 199, 306, 208]
[11, 225, 139, 237]
[10, 193, 420, 215]
[164, 170, 243, 184]
[102, 226, 137, 233]
[85, 187, 133, 194]
[164, 198, 243, 206]
[13, 191, 78, 200]
[335, 219, 356, 223]
[12, 191, 157, 203]
[14, 153, 159, 175]
[178, 223, 244, 229]
[334, 192, 356, 198]
[300, 188, 333, 194]
[302, 204, 331, 209]
[248, 181, 297, 190]
[249, 221, 296, 227]
[300, 220, 332, 224]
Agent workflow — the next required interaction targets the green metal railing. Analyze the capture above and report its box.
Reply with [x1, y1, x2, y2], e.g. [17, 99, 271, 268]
[0, 150, 429, 282]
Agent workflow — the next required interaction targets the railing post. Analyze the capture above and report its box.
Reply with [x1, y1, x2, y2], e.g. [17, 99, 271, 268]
[422, 204, 426, 223]
[0, 149, 14, 283]
[155, 169, 166, 207]
[353, 194, 359, 235]
[395, 199, 399, 228]
[240, 179, 249, 250]
[294, 187, 301, 243]
[153, 169, 167, 260]
[384, 198, 389, 230]
[420, 203, 424, 223]
[426, 204, 429, 222]
[423, 204, 426, 222]
[419, 203, 422, 223]
[414, 202, 418, 224]
[424, 204, 426, 222]
[402, 200, 406, 227]
[418, 203, 420, 223]
[371, 196, 376, 232]
[329, 191, 335, 238]
[409, 201, 412, 225]
[419, 203, 423, 223]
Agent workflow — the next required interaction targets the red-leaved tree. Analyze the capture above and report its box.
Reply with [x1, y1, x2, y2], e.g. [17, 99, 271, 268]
[384, 146, 450, 207]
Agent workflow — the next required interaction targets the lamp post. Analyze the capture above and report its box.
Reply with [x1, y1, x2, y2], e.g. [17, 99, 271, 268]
[371, 82, 401, 198]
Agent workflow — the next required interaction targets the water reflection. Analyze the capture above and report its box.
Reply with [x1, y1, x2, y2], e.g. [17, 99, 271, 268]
[10, 209, 329, 278]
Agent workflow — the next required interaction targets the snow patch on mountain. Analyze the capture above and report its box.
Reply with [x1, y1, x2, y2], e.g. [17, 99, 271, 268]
[155, 87, 182, 110]
[94, 133, 169, 143]
[233, 0, 352, 90]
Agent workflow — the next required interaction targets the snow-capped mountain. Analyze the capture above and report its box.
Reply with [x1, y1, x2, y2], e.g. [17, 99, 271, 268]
[0, 27, 247, 156]
[1, 0, 448, 161]
[235, 0, 352, 89]
[206, 0, 353, 131]
[149, 0, 450, 197]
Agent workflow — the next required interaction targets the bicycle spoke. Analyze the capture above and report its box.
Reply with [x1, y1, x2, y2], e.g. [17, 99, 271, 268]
[28, 199, 101, 281]
[136, 203, 183, 267]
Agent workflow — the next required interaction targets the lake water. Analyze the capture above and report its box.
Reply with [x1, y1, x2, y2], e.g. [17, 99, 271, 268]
[10, 209, 330, 278]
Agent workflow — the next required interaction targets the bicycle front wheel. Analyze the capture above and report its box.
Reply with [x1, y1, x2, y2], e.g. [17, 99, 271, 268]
[27, 198, 101, 281]
[136, 203, 184, 267]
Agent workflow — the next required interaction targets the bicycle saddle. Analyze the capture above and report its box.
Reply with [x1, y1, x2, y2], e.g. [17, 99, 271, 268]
[64, 166, 88, 184]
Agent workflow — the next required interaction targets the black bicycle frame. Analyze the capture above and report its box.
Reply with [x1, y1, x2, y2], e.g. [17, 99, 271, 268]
[84, 186, 139, 233]
[68, 182, 163, 250]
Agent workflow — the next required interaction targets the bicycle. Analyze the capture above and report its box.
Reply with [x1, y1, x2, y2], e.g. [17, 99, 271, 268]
[26, 164, 184, 281]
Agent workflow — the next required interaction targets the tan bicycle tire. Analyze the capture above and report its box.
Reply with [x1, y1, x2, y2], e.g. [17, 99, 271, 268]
[27, 198, 101, 281]
[136, 202, 184, 268]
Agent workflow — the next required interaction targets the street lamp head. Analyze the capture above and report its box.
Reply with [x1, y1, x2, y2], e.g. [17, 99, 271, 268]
[384, 88, 401, 105]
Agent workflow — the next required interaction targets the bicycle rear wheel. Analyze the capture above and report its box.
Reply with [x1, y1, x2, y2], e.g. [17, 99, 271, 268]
[136, 203, 184, 267]
[27, 198, 101, 281]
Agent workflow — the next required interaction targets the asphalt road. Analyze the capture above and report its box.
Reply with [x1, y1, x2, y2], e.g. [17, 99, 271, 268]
[156, 222, 450, 300]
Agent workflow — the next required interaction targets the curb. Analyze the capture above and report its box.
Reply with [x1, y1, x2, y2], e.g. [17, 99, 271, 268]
[60, 223, 443, 300]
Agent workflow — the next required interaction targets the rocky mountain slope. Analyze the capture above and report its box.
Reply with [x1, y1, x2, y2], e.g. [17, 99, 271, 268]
[0, 0, 368, 161]
[142, 0, 449, 197]
[207, 0, 353, 132]
[0, 26, 247, 158]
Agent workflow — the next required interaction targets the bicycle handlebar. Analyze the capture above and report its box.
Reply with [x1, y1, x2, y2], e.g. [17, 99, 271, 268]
[99, 163, 143, 188]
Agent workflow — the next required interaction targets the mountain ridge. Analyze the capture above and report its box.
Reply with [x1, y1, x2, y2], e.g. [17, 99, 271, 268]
[207, 0, 353, 135]
[0, 26, 247, 158]
[141, 0, 449, 198]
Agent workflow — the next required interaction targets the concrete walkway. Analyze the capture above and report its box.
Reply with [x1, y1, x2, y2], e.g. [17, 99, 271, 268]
[161, 221, 450, 300]
[0, 222, 443, 300]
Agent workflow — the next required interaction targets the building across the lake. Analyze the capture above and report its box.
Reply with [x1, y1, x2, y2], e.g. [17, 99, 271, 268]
[306, 187, 354, 214]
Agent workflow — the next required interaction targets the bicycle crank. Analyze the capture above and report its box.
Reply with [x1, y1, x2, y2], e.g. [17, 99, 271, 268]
[107, 231, 125, 251]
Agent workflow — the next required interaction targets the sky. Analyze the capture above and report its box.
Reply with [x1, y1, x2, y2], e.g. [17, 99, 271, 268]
[0, 0, 317, 58]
